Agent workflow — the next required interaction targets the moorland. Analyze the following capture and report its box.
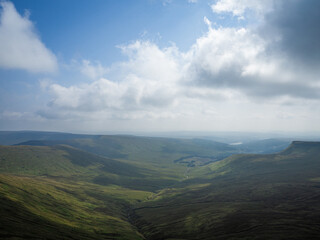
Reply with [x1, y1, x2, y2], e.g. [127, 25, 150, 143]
[0, 131, 320, 239]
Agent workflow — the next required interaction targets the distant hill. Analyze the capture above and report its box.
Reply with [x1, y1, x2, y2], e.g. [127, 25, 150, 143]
[281, 141, 320, 155]
[235, 138, 291, 154]
[14, 135, 238, 192]
[1, 131, 292, 157]
[0, 131, 92, 145]
[16, 135, 237, 167]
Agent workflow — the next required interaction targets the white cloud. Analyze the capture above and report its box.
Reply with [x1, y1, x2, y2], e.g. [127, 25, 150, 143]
[41, 23, 320, 124]
[182, 14, 320, 100]
[0, 110, 42, 121]
[203, 16, 212, 28]
[187, 26, 265, 79]
[80, 60, 108, 79]
[41, 41, 183, 120]
[162, 0, 172, 6]
[211, 0, 274, 19]
[0, 1, 57, 73]
[39, 78, 53, 90]
[117, 41, 181, 84]
[36, 0, 320, 132]
[0, 110, 25, 119]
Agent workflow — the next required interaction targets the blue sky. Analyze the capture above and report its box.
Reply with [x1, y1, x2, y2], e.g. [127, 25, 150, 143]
[11, 0, 212, 63]
[1, 0, 320, 133]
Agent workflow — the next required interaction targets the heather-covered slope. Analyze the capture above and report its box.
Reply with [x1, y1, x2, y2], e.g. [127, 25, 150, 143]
[1, 137, 320, 239]
[133, 141, 320, 239]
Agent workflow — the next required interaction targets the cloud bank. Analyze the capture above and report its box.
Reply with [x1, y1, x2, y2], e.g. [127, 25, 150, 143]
[0, 1, 57, 73]
[33, 0, 320, 131]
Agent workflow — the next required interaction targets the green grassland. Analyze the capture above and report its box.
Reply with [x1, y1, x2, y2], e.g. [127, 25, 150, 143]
[0, 144, 182, 192]
[132, 141, 320, 239]
[17, 135, 236, 167]
[0, 135, 320, 239]
[14, 135, 238, 190]
[0, 144, 166, 239]
[0, 174, 150, 239]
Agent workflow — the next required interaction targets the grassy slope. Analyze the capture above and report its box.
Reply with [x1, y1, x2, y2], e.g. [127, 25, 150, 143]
[0, 138, 233, 239]
[0, 174, 149, 239]
[1, 138, 320, 239]
[16, 135, 237, 190]
[133, 141, 320, 239]
[0, 145, 93, 176]
[18, 135, 236, 165]
[0, 137, 237, 239]
[0, 144, 174, 192]
[0, 145, 154, 239]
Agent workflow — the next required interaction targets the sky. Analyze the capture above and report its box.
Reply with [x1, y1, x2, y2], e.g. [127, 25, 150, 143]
[0, 0, 320, 134]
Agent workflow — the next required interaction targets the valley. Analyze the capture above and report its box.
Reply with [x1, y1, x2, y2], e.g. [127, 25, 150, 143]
[2, 0, 320, 239]
[0, 132, 320, 239]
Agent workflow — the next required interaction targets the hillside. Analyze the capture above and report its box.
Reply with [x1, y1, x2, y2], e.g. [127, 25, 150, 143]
[16, 135, 236, 164]
[235, 138, 291, 154]
[0, 144, 182, 192]
[132, 141, 320, 239]
[1, 138, 320, 239]
[0, 174, 148, 240]
[0, 145, 148, 178]
[0, 131, 92, 145]
[15, 134, 238, 184]
[0, 145, 154, 239]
